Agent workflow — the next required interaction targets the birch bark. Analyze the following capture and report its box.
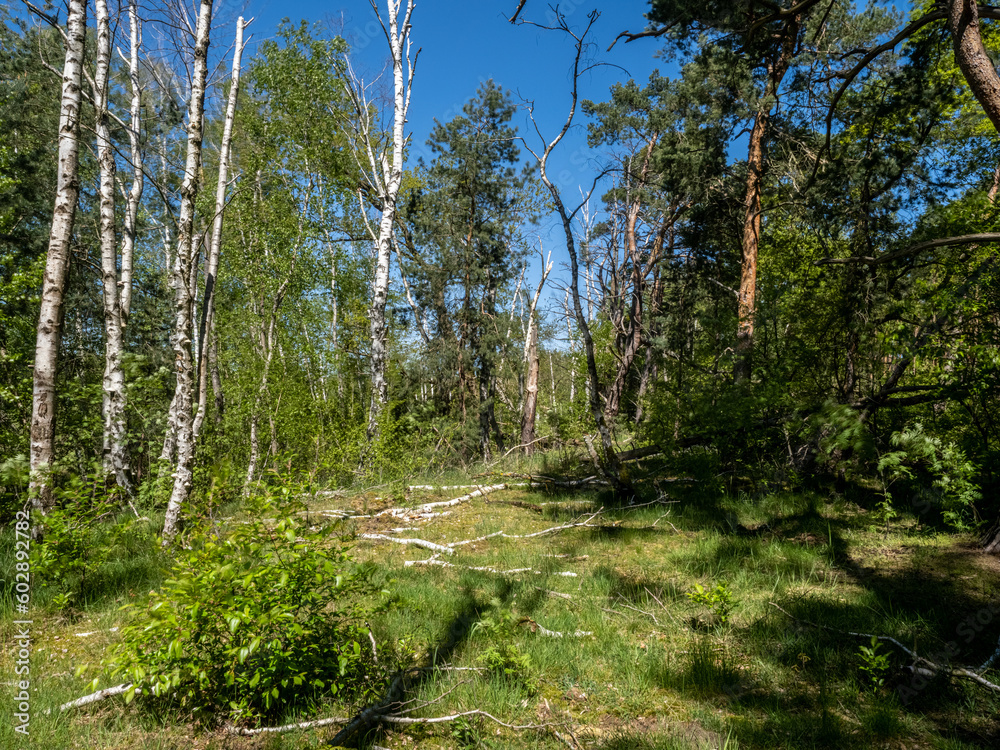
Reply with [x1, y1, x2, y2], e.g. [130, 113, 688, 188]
[96, 0, 141, 493]
[29, 0, 87, 514]
[356, 0, 416, 445]
[162, 0, 214, 544]
[193, 16, 245, 445]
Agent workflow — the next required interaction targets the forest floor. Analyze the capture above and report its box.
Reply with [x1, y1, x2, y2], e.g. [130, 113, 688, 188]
[4, 451, 1000, 749]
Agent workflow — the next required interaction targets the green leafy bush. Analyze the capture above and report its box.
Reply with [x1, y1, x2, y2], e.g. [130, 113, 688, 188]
[857, 636, 891, 692]
[878, 422, 981, 530]
[33, 476, 154, 609]
[100, 490, 381, 723]
[686, 581, 733, 624]
[479, 643, 538, 694]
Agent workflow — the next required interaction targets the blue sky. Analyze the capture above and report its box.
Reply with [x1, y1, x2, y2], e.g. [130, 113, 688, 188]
[235, 0, 673, 324]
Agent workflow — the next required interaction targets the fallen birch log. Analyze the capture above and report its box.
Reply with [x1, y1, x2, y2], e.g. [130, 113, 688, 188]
[359, 534, 454, 555]
[49, 682, 139, 713]
[363, 513, 603, 557]
[377, 484, 509, 518]
[404, 557, 578, 576]
[227, 716, 350, 736]
[532, 623, 592, 638]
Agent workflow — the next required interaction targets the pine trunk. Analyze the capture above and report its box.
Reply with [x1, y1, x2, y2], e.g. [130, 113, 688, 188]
[734, 21, 797, 383]
[734, 108, 766, 383]
[950, 0, 1000, 133]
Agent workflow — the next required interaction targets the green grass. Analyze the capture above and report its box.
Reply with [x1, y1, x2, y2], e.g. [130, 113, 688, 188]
[4, 462, 1000, 748]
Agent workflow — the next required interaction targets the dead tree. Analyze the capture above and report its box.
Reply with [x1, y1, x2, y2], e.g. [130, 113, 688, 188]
[515, 8, 630, 495]
[520, 249, 553, 453]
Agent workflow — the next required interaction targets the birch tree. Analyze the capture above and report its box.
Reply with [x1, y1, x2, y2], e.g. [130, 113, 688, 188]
[28, 0, 87, 515]
[340, 0, 416, 446]
[192, 16, 246, 445]
[162, 0, 214, 544]
[95, 0, 144, 493]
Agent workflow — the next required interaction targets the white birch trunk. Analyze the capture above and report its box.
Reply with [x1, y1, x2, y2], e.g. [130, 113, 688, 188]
[29, 0, 87, 515]
[96, 0, 138, 493]
[162, 0, 214, 544]
[193, 16, 244, 445]
[362, 0, 416, 444]
[120, 0, 143, 326]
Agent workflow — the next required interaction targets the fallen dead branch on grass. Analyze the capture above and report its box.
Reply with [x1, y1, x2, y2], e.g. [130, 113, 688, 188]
[363, 512, 603, 558]
[377, 483, 509, 519]
[521, 618, 592, 637]
[404, 556, 578, 577]
[769, 602, 1000, 693]
[51, 682, 139, 713]
[228, 715, 351, 736]
[360, 534, 454, 555]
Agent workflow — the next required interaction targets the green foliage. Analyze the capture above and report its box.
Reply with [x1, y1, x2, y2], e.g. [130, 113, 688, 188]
[877, 422, 981, 530]
[857, 636, 891, 692]
[32, 476, 155, 609]
[472, 599, 537, 693]
[100, 489, 382, 723]
[479, 643, 537, 694]
[686, 581, 733, 624]
[449, 715, 486, 749]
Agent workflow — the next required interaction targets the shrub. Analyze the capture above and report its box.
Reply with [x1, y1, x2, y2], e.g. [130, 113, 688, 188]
[99, 489, 381, 723]
[686, 581, 733, 624]
[32, 475, 155, 609]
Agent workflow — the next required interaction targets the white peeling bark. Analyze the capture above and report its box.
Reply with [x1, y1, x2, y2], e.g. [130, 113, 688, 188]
[29, 0, 87, 515]
[162, 0, 214, 545]
[120, 0, 143, 326]
[95, 0, 133, 493]
[193, 16, 245, 445]
[359, 0, 416, 445]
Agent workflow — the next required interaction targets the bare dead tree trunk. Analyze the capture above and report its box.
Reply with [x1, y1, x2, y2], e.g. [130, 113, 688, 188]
[519, 250, 552, 454]
[29, 0, 87, 515]
[193, 16, 245, 445]
[604, 140, 667, 419]
[518, 9, 629, 495]
[520, 313, 540, 452]
[162, 0, 214, 545]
